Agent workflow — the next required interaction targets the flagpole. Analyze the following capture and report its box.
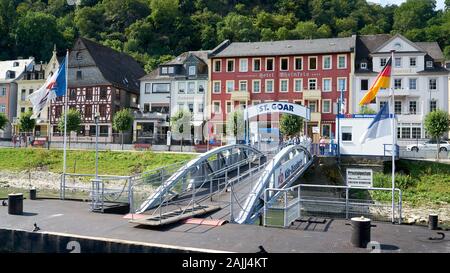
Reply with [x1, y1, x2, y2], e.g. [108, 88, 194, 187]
[62, 50, 69, 198]
[390, 50, 396, 223]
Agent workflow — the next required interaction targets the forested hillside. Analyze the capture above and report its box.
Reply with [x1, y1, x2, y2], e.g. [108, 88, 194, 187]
[0, 0, 449, 72]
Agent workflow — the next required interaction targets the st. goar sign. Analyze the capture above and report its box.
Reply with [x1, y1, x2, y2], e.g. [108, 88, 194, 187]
[245, 102, 311, 120]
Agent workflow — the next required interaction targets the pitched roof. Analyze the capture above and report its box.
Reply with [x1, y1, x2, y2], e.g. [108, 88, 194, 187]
[79, 38, 145, 93]
[415, 42, 445, 60]
[0, 58, 34, 82]
[211, 37, 356, 58]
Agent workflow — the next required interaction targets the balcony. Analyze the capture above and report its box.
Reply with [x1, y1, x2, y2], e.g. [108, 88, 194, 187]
[377, 89, 421, 97]
[310, 112, 321, 122]
[396, 111, 423, 123]
[231, 90, 250, 102]
[302, 89, 322, 100]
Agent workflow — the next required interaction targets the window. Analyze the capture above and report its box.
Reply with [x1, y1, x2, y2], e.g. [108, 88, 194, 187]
[198, 82, 205, 93]
[429, 79, 437, 90]
[308, 79, 317, 90]
[143, 103, 150, 112]
[322, 100, 331, 113]
[323, 78, 331, 92]
[100, 87, 107, 99]
[294, 57, 303, 70]
[338, 78, 346, 91]
[279, 79, 288, 92]
[213, 101, 221, 113]
[280, 58, 289, 71]
[227, 59, 235, 72]
[213, 60, 221, 72]
[69, 89, 76, 101]
[360, 62, 367, 69]
[309, 101, 317, 112]
[178, 82, 186, 93]
[161, 67, 168, 74]
[76, 52, 82, 60]
[198, 103, 204, 113]
[152, 83, 170, 93]
[28, 89, 33, 95]
[188, 66, 196, 76]
[187, 82, 195, 93]
[226, 80, 234, 93]
[86, 88, 93, 100]
[294, 79, 302, 92]
[88, 126, 96, 136]
[55, 106, 62, 118]
[177, 103, 184, 111]
[168, 67, 174, 74]
[115, 89, 120, 100]
[252, 80, 260, 93]
[410, 57, 416, 67]
[188, 103, 194, 113]
[380, 101, 387, 111]
[395, 57, 401, 68]
[213, 81, 221, 93]
[361, 79, 369, 91]
[342, 126, 352, 141]
[380, 58, 387, 67]
[98, 125, 108, 137]
[144, 83, 151, 94]
[338, 55, 346, 69]
[308, 57, 317, 70]
[253, 59, 261, 71]
[266, 58, 274, 71]
[323, 56, 332, 70]
[226, 101, 232, 113]
[21, 89, 26, 101]
[430, 100, 437, 112]
[20, 107, 25, 113]
[409, 101, 417, 114]
[426, 61, 433, 68]
[394, 79, 402, 89]
[84, 105, 92, 119]
[394, 101, 402, 114]
[409, 78, 417, 90]
[99, 104, 107, 117]
[265, 79, 274, 93]
[0, 104, 5, 113]
[401, 127, 411, 139]
[239, 80, 247, 91]
[1, 88, 6, 96]
[76, 70, 82, 80]
[322, 124, 331, 138]
[411, 127, 421, 139]
[239, 59, 248, 72]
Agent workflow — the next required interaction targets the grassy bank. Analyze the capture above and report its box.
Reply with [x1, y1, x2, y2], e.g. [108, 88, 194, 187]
[0, 148, 196, 176]
[370, 159, 450, 207]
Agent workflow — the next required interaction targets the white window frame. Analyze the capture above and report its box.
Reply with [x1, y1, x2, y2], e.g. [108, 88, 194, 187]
[322, 78, 332, 92]
[279, 79, 289, 93]
[380, 58, 387, 67]
[239, 80, 248, 91]
[308, 78, 317, 90]
[213, 59, 222, 72]
[426, 61, 433, 68]
[212, 80, 221, 94]
[187, 81, 196, 93]
[213, 101, 221, 114]
[265, 57, 275, 71]
[341, 126, 353, 142]
[337, 77, 347, 91]
[294, 57, 303, 70]
[252, 58, 261, 72]
[239, 58, 248, 72]
[188, 66, 196, 76]
[394, 78, 402, 89]
[394, 57, 402, 68]
[429, 78, 437, 90]
[177, 81, 186, 94]
[409, 78, 417, 90]
[322, 55, 332, 70]
[226, 80, 235, 93]
[226, 59, 235, 72]
[308, 56, 318, 70]
[294, 78, 303, 92]
[280, 57, 289, 71]
[226, 100, 233, 114]
[252, 79, 261, 93]
[265, 79, 274, 93]
[360, 62, 367, 69]
[322, 99, 332, 113]
[409, 57, 416, 67]
[309, 101, 317, 112]
[337, 54, 347, 69]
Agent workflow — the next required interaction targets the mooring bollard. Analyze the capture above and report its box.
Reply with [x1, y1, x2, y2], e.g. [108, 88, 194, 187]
[350, 216, 371, 248]
[428, 214, 438, 230]
[29, 188, 37, 200]
[8, 193, 23, 215]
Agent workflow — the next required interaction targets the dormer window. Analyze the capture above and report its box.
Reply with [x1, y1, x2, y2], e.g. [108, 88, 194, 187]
[380, 58, 387, 67]
[76, 52, 82, 60]
[360, 62, 367, 69]
[426, 61, 433, 68]
[168, 66, 174, 74]
[188, 66, 196, 76]
[161, 67, 168, 74]
[13, 62, 19, 67]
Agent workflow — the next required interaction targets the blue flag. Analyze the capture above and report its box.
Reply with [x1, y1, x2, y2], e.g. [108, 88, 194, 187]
[359, 103, 392, 144]
[52, 58, 67, 97]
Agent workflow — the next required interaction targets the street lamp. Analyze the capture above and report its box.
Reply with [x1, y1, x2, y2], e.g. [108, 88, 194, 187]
[94, 111, 100, 179]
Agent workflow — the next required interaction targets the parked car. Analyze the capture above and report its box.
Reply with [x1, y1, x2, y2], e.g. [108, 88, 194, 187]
[406, 140, 450, 152]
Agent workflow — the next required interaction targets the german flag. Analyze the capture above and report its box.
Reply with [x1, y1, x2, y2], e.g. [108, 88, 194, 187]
[359, 57, 392, 106]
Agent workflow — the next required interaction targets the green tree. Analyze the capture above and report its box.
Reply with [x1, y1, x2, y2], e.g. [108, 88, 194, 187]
[217, 12, 259, 42]
[19, 111, 36, 135]
[359, 106, 377, 114]
[0, 112, 8, 131]
[393, 0, 436, 32]
[424, 110, 450, 159]
[280, 114, 303, 137]
[58, 108, 82, 147]
[170, 109, 192, 149]
[226, 109, 245, 143]
[75, 5, 105, 40]
[0, 0, 16, 59]
[112, 108, 134, 149]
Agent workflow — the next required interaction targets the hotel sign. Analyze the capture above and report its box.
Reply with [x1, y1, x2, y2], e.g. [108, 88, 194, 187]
[236, 72, 322, 79]
[346, 168, 373, 188]
[246, 102, 311, 120]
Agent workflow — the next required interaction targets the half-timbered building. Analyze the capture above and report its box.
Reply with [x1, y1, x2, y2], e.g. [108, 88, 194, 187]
[50, 37, 145, 143]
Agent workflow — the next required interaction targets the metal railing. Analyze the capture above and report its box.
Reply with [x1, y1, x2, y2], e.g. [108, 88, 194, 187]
[264, 184, 402, 228]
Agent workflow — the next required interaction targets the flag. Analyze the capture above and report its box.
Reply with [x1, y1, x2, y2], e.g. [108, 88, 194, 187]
[359, 102, 392, 144]
[28, 58, 66, 119]
[359, 57, 392, 106]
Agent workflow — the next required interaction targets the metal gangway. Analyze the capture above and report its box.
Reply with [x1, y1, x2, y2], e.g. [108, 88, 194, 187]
[128, 143, 315, 227]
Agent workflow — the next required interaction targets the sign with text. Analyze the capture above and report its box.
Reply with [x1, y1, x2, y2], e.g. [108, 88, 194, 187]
[274, 152, 304, 188]
[346, 168, 373, 188]
[246, 102, 311, 120]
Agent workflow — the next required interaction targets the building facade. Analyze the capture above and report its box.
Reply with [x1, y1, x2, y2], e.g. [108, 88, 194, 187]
[208, 38, 355, 143]
[0, 58, 34, 139]
[136, 51, 209, 144]
[50, 38, 144, 144]
[352, 34, 449, 142]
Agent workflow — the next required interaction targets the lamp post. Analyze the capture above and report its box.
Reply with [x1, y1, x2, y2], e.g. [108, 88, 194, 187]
[94, 112, 100, 179]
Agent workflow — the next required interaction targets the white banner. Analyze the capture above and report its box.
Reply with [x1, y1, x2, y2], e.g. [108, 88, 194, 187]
[346, 168, 373, 188]
[246, 102, 311, 120]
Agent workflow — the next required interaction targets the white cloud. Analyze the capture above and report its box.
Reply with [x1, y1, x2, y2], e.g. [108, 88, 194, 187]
[370, 0, 445, 10]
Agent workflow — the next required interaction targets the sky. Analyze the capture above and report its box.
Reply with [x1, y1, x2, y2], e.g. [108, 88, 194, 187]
[371, 0, 446, 10]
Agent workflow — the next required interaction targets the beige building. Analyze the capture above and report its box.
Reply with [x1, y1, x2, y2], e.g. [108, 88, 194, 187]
[13, 47, 62, 138]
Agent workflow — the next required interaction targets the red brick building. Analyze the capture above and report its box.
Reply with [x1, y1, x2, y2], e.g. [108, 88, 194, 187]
[208, 38, 355, 142]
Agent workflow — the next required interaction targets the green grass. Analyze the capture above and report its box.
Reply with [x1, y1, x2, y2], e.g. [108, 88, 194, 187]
[370, 159, 450, 207]
[0, 148, 196, 176]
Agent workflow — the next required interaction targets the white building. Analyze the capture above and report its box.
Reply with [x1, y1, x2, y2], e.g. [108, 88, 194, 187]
[136, 51, 209, 144]
[352, 34, 449, 144]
